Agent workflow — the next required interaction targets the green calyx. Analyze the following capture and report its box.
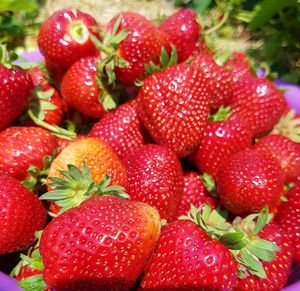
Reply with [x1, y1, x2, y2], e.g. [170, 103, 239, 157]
[201, 173, 217, 195]
[180, 204, 279, 279]
[0, 44, 18, 68]
[135, 45, 178, 87]
[11, 231, 46, 291]
[208, 106, 232, 122]
[271, 109, 300, 143]
[40, 162, 129, 214]
[90, 15, 129, 111]
[22, 148, 59, 193]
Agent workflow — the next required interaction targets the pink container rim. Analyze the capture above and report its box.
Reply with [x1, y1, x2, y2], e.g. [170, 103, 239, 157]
[0, 51, 299, 291]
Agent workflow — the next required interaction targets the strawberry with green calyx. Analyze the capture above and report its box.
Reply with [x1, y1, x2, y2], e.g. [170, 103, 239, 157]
[103, 12, 170, 86]
[137, 63, 210, 157]
[0, 127, 58, 181]
[271, 109, 300, 143]
[254, 134, 300, 183]
[0, 45, 33, 131]
[25, 66, 65, 127]
[141, 211, 238, 289]
[40, 162, 128, 214]
[190, 106, 252, 179]
[39, 196, 161, 290]
[159, 9, 203, 63]
[181, 204, 290, 286]
[217, 148, 285, 215]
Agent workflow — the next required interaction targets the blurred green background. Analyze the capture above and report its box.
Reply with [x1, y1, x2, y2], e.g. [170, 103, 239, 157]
[0, 0, 299, 84]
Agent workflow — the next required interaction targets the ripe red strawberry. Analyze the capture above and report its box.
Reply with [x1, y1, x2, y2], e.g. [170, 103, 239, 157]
[225, 52, 252, 81]
[61, 56, 107, 119]
[0, 127, 58, 181]
[0, 63, 33, 131]
[235, 222, 294, 290]
[192, 53, 234, 111]
[27, 66, 64, 126]
[254, 134, 300, 183]
[276, 182, 300, 262]
[39, 196, 161, 290]
[176, 171, 215, 217]
[141, 220, 237, 289]
[231, 76, 286, 137]
[38, 9, 98, 74]
[137, 63, 210, 157]
[122, 144, 183, 221]
[159, 9, 202, 62]
[105, 12, 169, 85]
[190, 110, 252, 179]
[217, 148, 285, 215]
[0, 174, 45, 254]
[88, 99, 148, 158]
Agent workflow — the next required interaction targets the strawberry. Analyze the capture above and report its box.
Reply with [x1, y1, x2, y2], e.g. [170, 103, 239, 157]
[159, 8, 202, 62]
[61, 56, 109, 119]
[190, 108, 252, 179]
[27, 66, 64, 126]
[217, 148, 285, 215]
[254, 134, 300, 183]
[225, 52, 253, 81]
[176, 171, 215, 217]
[43, 137, 128, 212]
[39, 196, 161, 290]
[276, 182, 300, 262]
[0, 127, 58, 181]
[122, 144, 183, 221]
[0, 174, 45, 254]
[38, 9, 99, 74]
[88, 99, 148, 158]
[137, 63, 210, 157]
[192, 53, 234, 111]
[0, 46, 33, 131]
[235, 222, 294, 290]
[141, 219, 238, 289]
[105, 12, 169, 85]
[231, 76, 286, 137]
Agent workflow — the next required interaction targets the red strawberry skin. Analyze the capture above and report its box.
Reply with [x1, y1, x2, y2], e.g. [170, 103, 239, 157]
[176, 171, 215, 217]
[88, 99, 148, 158]
[191, 113, 252, 179]
[159, 8, 201, 62]
[40, 196, 161, 290]
[254, 134, 300, 183]
[225, 52, 252, 81]
[38, 9, 98, 71]
[217, 149, 285, 215]
[192, 54, 234, 111]
[0, 174, 45, 255]
[276, 182, 300, 262]
[61, 56, 105, 119]
[137, 64, 210, 157]
[122, 144, 184, 221]
[141, 220, 237, 290]
[0, 65, 33, 131]
[0, 127, 58, 180]
[106, 12, 169, 85]
[235, 222, 294, 290]
[231, 76, 286, 137]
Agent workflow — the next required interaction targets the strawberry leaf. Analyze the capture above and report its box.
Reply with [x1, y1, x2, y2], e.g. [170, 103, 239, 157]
[18, 274, 47, 291]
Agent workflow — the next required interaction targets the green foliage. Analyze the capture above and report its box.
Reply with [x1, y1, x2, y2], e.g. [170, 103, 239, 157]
[0, 0, 40, 48]
[173, 0, 300, 84]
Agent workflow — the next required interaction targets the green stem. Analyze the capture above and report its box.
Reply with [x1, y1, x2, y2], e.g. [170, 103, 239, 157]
[203, 11, 230, 35]
[28, 109, 77, 140]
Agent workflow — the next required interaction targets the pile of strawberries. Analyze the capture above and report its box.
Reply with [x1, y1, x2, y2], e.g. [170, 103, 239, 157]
[0, 7, 300, 291]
